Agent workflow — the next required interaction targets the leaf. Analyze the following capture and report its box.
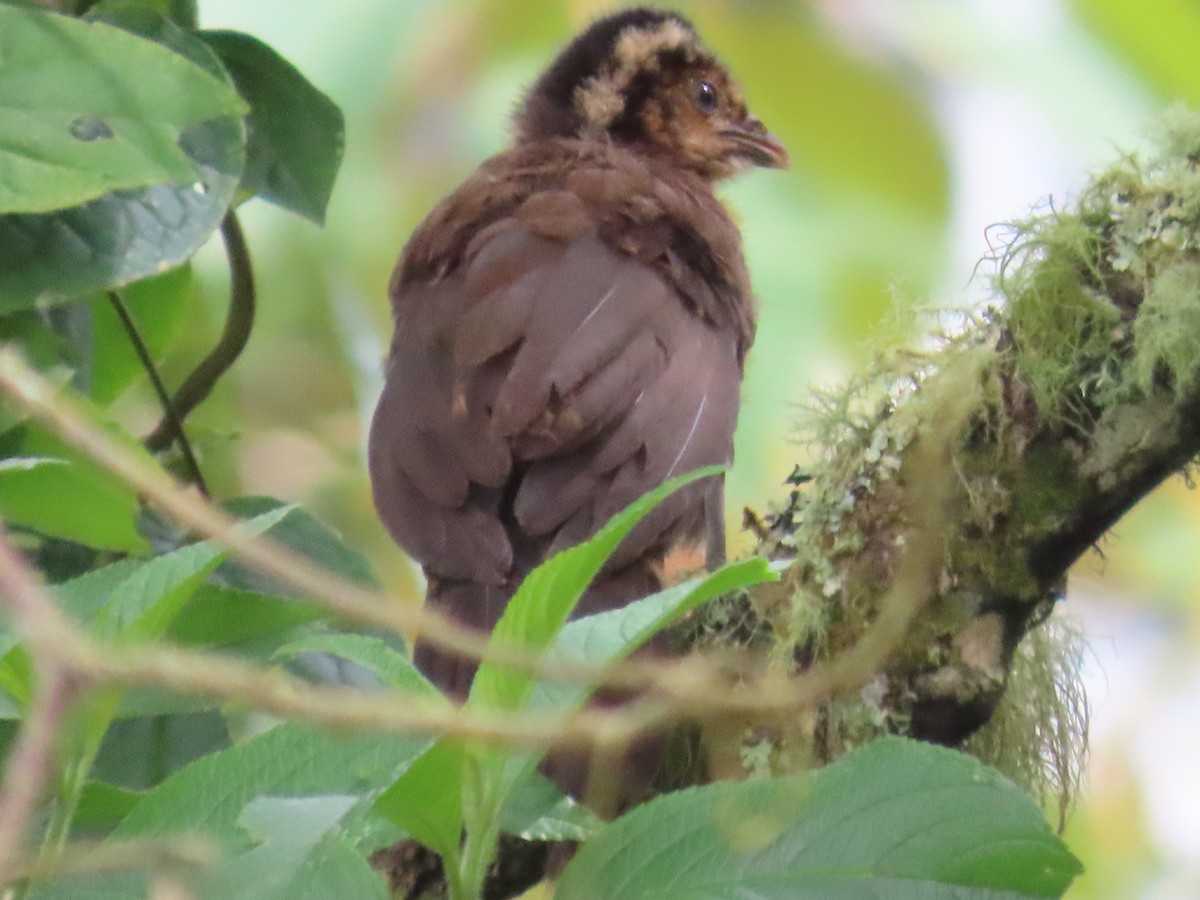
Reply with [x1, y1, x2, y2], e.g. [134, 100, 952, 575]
[497, 769, 602, 843]
[555, 737, 1083, 900]
[372, 742, 465, 856]
[114, 723, 433, 840]
[273, 633, 434, 696]
[91, 710, 229, 790]
[0, 5, 247, 215]
[198, 796, 387, 900]
[531, 557, 774, 713]
[91, 505, 293, 640]
[219, 497, 380, 590]
[467, 466, 722, 714]
[168, 584, 325, 650]
[0, 456, 145, 551]
[89, 266, 192, 405]
[0, 10, 245, 310]
[201, 31, 344, 224]
[71, 781, 142, 834]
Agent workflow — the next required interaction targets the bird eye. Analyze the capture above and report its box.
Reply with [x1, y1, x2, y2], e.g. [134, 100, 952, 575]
[694, 80, 718, 114]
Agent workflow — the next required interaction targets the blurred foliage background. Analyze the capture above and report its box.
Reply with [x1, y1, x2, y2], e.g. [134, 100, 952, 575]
[108, 1, 1200, 896]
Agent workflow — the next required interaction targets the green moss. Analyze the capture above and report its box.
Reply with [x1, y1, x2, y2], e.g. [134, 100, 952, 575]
[964, 618, 1088, 829]
[1131, 259, 1200, 397]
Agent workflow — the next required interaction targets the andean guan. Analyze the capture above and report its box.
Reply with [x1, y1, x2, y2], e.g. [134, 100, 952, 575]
[369, 7, 786, 730]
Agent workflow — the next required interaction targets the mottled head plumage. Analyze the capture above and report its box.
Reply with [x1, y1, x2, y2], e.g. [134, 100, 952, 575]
[515, 8, 700, 141]
[513, 7, 787, 180]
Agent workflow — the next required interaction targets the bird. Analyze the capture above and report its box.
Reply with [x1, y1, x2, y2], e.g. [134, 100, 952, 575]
[369, 8, 786, 724]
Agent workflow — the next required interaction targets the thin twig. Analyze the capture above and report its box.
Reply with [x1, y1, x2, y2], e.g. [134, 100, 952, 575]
[106, 292, 208, 496]
[0, 519, 676, 752]
[145, 211, 255, 452]
[0, 525, 76, 885]
[0, 346, 955, 729]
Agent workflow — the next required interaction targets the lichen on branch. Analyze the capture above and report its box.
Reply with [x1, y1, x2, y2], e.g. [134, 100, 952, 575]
[706, 105, 1200, 809]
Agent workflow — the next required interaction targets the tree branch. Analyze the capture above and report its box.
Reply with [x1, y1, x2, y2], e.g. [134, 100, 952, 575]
[145, 211, 256, 452]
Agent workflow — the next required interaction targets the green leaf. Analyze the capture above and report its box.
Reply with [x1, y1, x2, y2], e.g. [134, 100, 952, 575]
[91, 505, 293, 640]
[168, 584, 325, 650]
[0, 456, 145, 551]
[556, 737, 1083, 900]
[531, 557, 774, 713]
[467, 466, 722, 714]
[201, 31, 344, 224]
[90, 266, 192, 405]
[372, 741, 465, 856]
[114, 723, 433, 840]
[71, 781, 142, 833]
[199, 795, 387, 900]
[273, 633, 434, 696]
[91, 710, 229, 790]
[497, 769, 602, 843]
[0, 5, 247, 215]
[220, 497, 381, 590]
[0, 10, 245, 310]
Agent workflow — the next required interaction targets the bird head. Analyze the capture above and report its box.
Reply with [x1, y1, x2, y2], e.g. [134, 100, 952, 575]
[515, 8, 789, 181]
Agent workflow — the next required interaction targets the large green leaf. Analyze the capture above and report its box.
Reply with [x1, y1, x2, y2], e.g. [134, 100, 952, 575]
[114, 723, 432, 839]
[0, 456, 145, 551]
[556, 737, 1082, 900]
[0, 5, 246, 215]
[373, 741, 465, 856]
[90, 505, 293, 640]
[273, 633, 433, 695]
[467, 467, 721, 714]
[198, 796, 388, 900]
[219, 497, 381, 590]
[0, 9, 245, 309]
[168, 584, 325, 650]
[530, 557, 774, 713]
[201, 31, 344, 224]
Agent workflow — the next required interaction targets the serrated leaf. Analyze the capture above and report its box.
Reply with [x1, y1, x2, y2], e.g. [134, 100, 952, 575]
[531, 557, 774, 713]
[199, 796, 372, 900]
[0, 9, 244, 309]
[0, 5, 247, 215]
[72, 781, 141, 833]
[91, 505, 293, 640]
[219, 497, 380, 590]
[115, 723, 433, 840]
[556, 737, 1083, 900]
[467, 466, 721, 714]
[201, 30, 344, 224]
[273, 633, 434, 696]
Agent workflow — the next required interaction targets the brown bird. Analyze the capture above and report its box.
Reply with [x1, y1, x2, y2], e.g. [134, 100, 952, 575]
[369, 8, 786, 705]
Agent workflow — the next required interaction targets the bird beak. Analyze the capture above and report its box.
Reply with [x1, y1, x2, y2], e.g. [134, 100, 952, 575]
[722, 119, 789, 169]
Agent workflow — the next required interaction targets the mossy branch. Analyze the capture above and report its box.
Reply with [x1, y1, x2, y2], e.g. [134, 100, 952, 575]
[695, 107, 1200, 808]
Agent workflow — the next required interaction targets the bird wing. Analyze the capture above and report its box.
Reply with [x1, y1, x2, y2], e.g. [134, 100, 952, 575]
[368, 196, 741, 589]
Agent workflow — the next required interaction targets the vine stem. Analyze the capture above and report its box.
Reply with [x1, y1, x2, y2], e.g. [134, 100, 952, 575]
[145, 210, 256, 453]
[107, 292, 208, 496]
